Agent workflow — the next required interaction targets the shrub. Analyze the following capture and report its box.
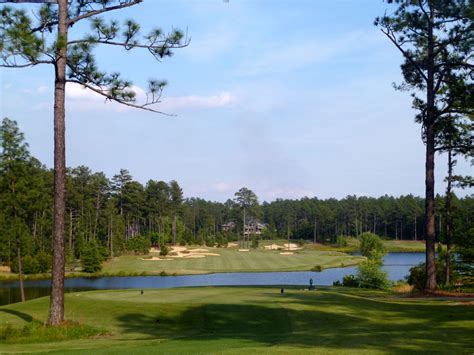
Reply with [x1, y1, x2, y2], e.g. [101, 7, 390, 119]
[205, 237, 215, 247]
[159, 243, 169, 256]
[312, 265, 322, 272]
[342, 274, 359, 287]
[336, 235, 348, 247]
[81, 241, 103, 273]
[126, 236, 151, 255]
[407, 261, 446, 290]
[36, 251, 51, 273]
[215, 234, 227, 248]
[359, 232, 385, 260]
[356, 259, 389, 289]
[11, 255, 40, 274]
[23, 255, 40, 274]
[251, 236, 259, 249]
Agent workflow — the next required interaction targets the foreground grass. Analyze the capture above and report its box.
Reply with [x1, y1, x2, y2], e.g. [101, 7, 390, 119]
[0, 287, 472, 354]
[0, 320, 104, 344]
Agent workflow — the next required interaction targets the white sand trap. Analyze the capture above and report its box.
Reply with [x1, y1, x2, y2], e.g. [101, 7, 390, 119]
[238, 249, 250, 252]
[228, 243, 238, 247]
[283, 243, 302, 250]
[264, 244, 284, 250]
[171, 246, 188, 252]
[182, 254, 206, 258]
[188, 248, 209, 252]
[149, 247, 160, 253]
[280, 252, 294, 255]
[142, 257, 173, 261]
[0, 266, 11, 273]
[199, 253, 220, 256]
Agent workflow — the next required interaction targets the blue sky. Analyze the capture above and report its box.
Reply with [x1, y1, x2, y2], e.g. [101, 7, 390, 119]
[1, 0, 471, 202]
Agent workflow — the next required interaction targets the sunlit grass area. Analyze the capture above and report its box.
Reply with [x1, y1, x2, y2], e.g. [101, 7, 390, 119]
[101, 246, 364, 276]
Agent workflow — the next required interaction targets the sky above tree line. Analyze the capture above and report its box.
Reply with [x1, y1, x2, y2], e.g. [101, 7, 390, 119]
[0, 0, 471, 202]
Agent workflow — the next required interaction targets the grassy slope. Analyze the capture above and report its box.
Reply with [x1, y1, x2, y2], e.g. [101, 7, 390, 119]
[101, 248, 364, 276]
[382, 240, 427, 253]
[0, 287, 472, 354]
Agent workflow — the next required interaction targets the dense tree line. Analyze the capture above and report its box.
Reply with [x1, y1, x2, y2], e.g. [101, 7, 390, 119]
[1, 118, 473, 272]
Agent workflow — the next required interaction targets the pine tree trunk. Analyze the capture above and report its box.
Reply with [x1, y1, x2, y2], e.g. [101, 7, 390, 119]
[445, 148, 453, 286]
[424, 16, 437, 291]
[69, 209, 73, 252]
[425, 124, 437, 291]
[48, 0, 68, 326]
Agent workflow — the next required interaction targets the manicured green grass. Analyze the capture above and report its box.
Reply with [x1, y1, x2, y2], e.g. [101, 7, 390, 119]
[101, 247, 364, 276]
[0, 287, 472, 353]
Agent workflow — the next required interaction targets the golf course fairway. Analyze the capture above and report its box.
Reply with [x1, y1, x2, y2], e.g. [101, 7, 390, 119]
[0, 287, 472, 353]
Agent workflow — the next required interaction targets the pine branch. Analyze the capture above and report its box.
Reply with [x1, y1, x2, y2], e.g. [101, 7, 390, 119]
[380, 27, 428, 83]
[66, 79, 175, 116]
[67, 39, 189, 50]
[0, 59, 52, 67]
[67, 0, 142, 26]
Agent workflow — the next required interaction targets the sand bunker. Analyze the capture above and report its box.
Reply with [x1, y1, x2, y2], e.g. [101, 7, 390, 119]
[283, 243, 302, 250]
[171, 246, 188, 252]
[238, 249, 250, 252]
[264, 244, 283, 250]
[264, 243, 301, 251]
[146, 245, 221, 260]
[228, 243, 238, 247]
[280, 252, 294, 255]
[0, 266, 11, 273]
[142, 257, 172, 261]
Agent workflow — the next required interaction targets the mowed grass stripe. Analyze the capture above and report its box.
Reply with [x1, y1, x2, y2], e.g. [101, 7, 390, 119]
[0, 287, 472, 354]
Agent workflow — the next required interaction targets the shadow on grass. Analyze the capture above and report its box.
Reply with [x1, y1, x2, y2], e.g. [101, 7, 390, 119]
[0, 308, 33, 322]
[115, 290, 474, 353]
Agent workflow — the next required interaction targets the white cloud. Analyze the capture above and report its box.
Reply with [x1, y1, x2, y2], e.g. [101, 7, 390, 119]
[160, 92, 236, 111]
[62, 82, 236, 114]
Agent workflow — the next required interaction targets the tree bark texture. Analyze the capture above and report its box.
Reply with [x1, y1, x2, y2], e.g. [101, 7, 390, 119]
[48, 0, 68, 326]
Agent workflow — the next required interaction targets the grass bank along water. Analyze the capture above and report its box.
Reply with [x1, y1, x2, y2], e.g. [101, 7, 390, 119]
[0, 253, 425, 305]
[0, 240, 426, 281]
[0, 287, 472, 353]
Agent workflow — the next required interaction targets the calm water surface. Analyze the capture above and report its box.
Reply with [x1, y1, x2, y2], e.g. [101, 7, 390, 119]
[0, 252, 424, 305]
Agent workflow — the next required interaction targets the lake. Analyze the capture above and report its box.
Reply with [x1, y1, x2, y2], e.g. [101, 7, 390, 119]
[0, 252, 424, 305]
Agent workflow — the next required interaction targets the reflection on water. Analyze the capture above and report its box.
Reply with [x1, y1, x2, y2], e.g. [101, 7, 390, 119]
[0, 252, 424, 305]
